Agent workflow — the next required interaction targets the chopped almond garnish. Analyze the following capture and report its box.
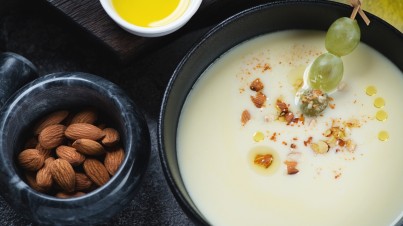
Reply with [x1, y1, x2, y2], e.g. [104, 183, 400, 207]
[270, 132, 277, 142]
[250, 78, 264, 92]
[285, 112, 294, 124]
[311, 140, 330, 154]
[276, 99, 288, 114]
[337, 139, 346, 147]
[304, 136, 313, 146]
[284, 160, 299, 175]
[254, 154, 273, 169]
[250, 92, 266, 108]
[263, 63, 271, 72]
[241, 110, 251, 126]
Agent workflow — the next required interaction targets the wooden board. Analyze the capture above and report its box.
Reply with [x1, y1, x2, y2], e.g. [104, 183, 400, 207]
[44, 0, 269, 62]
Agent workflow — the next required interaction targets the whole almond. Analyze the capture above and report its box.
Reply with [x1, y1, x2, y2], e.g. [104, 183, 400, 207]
[44, 157, 56, 165]
[65, 123, 105, 141]
[70, 108, 98, 124]
[35, 143, 52, 159]
[25, 172, 46, 193]
[75, 173, 93, 191]
[56, 191, 86, 199]
[38, 124, 66, 149]
[104, 147, 125, 176]
[18, 149, 45, 171]
[83, 158, 110, 187]
[56, 145, 86, 166]
[33, 110, 69, 135]
[36, 157, 55, 191]
[101, 128, 120, 147]
[72, 139, 105, 156]
[50, 159, 76, 193]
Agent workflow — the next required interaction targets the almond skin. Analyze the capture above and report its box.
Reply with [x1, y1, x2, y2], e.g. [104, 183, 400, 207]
[70, 108, 98, 124]
[285, 160, 299, 175]
[35, 143, 52, 159]
[36, 157, 55, 191]
[50, 159, 76, 193]
[241, 110, 251, 126]
[56, 191, 86, 199]
[65, 123, 105, 141]
[250, 78, 264, 92]
[25, 172, 46, 193]
[56, 145, 86, 166]
[38, 124, 66, 149]
[18, 149, 45, 171]
[101, 128, 120, 147]
[33, 110, 69, 135]
[251, 92, 266, 108]
[72, 139, 105, 156]
[83, 158, 110, 187]
[104, 147, 125, 176]
[75, 173, 93, 191]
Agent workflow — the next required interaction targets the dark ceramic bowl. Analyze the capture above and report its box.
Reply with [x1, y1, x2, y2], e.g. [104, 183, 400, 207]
[158, 0, 402, 225]
[0, 72, 150, 225]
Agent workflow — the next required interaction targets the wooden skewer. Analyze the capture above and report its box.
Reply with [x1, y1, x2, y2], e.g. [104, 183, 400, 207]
[348, 0, 371, 25]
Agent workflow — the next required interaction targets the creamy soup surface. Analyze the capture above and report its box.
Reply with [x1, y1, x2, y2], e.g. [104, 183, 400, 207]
[177, 30, 403, 226]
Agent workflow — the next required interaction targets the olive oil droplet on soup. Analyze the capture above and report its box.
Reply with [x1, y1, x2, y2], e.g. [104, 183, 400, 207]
[248, 146, 280, 175]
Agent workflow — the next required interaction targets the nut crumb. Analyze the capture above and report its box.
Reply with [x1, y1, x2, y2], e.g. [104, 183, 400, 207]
[270, 132, 277, 142]
[304, 136, 313, 146]
[311, 140, 330, 154]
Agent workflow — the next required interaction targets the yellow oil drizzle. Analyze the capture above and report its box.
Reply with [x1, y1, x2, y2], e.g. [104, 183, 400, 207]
[378, 131, 389, 141]
[376, 110, 388, 121]
[112, 0, 189, 27]
[365, 86, 377, 96]
[248, 146, 280, 175]
[365, 85, 389, 140]
[374, 97, 385, 108]
[253, 131, 265, 142]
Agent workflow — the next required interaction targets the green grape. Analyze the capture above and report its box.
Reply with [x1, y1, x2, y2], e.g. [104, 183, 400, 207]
[325, 17, 361, 56]
[308, 52, 343, 92]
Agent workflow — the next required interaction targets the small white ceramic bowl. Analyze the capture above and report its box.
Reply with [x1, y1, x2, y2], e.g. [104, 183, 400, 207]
[99, 0, 202, 37]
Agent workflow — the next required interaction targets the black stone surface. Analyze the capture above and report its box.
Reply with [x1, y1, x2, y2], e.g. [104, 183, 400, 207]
[0, 52, 38, 108]
[0, 0, 211, 225]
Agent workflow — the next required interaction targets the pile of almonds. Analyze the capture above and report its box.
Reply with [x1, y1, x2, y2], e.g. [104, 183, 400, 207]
[17, 108, 125, 198]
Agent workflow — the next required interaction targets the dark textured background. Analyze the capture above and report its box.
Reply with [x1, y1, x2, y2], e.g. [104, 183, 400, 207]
[0, 0, 213, 225]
